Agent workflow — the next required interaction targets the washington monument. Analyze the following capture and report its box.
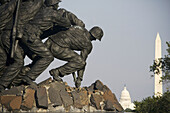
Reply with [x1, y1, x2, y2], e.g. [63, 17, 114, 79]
[154, 32, 163, 97]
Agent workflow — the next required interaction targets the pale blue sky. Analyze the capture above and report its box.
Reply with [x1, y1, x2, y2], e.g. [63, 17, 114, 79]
[27, 0, 170, 101]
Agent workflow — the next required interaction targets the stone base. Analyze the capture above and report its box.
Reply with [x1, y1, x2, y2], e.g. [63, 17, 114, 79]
[0, 78, 123, 112]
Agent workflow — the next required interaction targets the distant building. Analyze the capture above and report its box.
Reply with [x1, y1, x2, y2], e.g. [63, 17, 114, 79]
[154, 32, 163, 97]
[119, 86, 135, 110]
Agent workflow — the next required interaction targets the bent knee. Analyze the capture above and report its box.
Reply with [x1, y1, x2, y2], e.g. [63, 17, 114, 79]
[77, 59, 86, 68]
[81, 60, 86, 67]
[74, 57, 86, 68]
[14, 59, 24, 68]
[48, 55, 54, 62]
[41, 50, 54, 61]
[44, 52, 54, 63]
[14, 55, 24, 67]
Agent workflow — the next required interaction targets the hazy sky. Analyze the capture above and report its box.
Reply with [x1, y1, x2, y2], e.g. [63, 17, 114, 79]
[26, 0, 170, 101]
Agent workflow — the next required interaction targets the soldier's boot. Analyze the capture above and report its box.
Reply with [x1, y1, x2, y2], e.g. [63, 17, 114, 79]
[49, 69, 63, 82]
[11, 66, 31, 87]
[22, 76, 37, 90]
[75, 77, 81, 88]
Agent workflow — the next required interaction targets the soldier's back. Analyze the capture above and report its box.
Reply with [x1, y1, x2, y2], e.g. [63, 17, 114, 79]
[18, 0, 43, 26]
[50, 26, 92, 50]
[29, 6, 61, 32]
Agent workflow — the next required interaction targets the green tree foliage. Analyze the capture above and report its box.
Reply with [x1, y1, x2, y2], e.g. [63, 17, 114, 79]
[150, 41, 170, 82]
[134, 91, 170, 113]
[135, 44, 170, 113]
[125, 108, 135, 112]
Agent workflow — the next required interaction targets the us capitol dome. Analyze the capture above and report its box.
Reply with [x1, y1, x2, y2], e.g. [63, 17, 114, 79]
[119, 86, 135, 110]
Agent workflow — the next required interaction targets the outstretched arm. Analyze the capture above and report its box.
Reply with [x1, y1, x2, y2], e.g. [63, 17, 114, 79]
[75, 47, 92, 87]
[58, 8, 85, 27]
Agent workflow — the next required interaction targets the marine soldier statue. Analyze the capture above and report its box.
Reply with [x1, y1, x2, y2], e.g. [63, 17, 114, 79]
[0, 0, 44, 92]
[0, 0, 103, 92]
[18, 0, 85, 85]
[0, 0, 85, 91]
[0, 0, 18, 76]
[45, 26, 104, 87]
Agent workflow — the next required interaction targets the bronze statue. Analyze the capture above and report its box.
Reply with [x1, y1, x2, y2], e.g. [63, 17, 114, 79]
[0, 0, 18, 77]
[18, 0, 85, 85]
[0, 0, 104, 92]
[0, 0, 44, 92]
[45, 26, 103, 87]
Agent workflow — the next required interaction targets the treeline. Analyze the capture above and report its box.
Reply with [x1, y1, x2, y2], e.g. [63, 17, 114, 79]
[134, 91, 170, 113]
[134, 42, 170, 113]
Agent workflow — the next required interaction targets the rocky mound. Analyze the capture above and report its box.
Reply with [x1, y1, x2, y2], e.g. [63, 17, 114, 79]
[0, 78, 123, 112]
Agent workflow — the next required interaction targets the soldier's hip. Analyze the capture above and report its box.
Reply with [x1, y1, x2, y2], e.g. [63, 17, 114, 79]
[47, 39, 80, 61]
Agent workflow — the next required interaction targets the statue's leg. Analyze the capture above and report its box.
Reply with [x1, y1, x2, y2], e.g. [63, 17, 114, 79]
[0, 46, 7, 77]
[11, 66, 30, 87]
[0, 30, 24, 90]
[0, 45, 24, 89]
[48, 42, 86, 80]
[21, 34, 54, 81]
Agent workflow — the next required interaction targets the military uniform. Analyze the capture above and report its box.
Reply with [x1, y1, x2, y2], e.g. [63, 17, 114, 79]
[0, 0, 44, 89]
[0, 0, 86, 90]
[18, 4, 85, 81]
[45, 26, 92, 82]
[0, 0, 17, 31]
[0, 0, 17, 76]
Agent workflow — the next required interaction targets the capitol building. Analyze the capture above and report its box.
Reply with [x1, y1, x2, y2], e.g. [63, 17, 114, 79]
[119, 86, 135, 110]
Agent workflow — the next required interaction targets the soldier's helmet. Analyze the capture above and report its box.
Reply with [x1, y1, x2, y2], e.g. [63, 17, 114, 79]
[89, 26, 103, 41]
[45, 0, 61, 6]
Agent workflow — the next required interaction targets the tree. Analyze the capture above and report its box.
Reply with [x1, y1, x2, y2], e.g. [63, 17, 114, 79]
[134, 42, 170, 113]
[150, 41, 170, 82]
[124, 108, 135, 112]
[134, 91, 170, 113]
